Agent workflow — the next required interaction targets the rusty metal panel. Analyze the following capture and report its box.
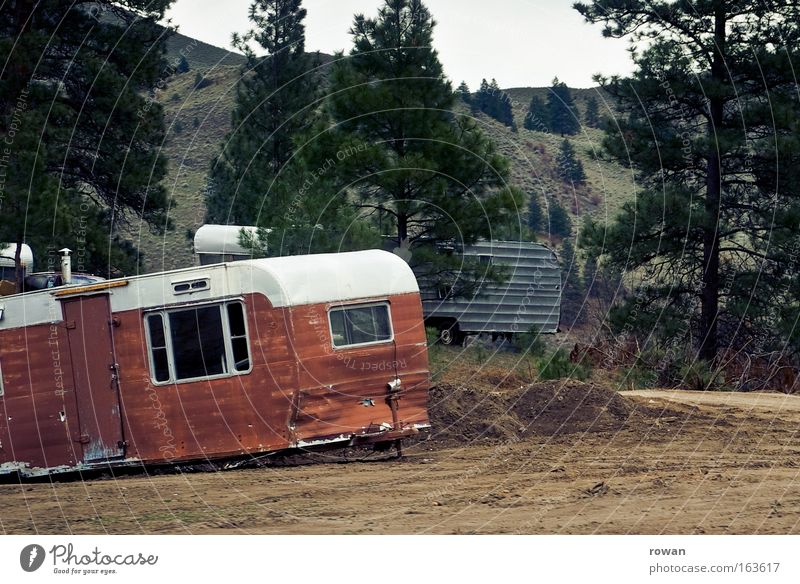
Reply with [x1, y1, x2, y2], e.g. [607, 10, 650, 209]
[112, 293, 296, 464]
[0, 322, 81, 472]
[2, 287, 430, 475]
[62, 295, 125, 462]
[290, 293, 430, 443]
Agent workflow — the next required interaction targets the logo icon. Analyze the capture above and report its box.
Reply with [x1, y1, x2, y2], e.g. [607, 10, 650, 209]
[20, 544, 46, 572]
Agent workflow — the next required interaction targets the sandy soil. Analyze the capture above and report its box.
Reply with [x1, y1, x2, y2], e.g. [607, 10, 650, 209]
[2, 386, 799, 535]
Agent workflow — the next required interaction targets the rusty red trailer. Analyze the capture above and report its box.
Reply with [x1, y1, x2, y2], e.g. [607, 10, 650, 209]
[0, 250, 430, 477]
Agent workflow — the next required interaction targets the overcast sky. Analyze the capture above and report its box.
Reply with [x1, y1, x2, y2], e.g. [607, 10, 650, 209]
[164, 0, 635, 89]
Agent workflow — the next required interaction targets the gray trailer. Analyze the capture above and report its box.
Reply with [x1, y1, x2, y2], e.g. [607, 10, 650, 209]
[421, 240, 561, 345]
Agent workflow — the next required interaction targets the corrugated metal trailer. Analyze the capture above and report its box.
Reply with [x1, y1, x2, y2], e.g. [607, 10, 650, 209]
[421, 240, 561, 344]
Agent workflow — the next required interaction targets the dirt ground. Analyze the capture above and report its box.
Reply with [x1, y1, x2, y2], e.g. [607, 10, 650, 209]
[2, 383, 800, 535]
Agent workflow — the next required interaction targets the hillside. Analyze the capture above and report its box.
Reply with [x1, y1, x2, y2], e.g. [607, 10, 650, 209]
[135, 34, 633, 273]
[165, 30, 247, 69]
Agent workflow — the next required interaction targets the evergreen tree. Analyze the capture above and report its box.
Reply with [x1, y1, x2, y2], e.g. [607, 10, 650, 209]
[474, 78, 515, 128]
[456, 81, 471, 105]
[206, 0, 319, 226]
[177, 55, 190, 74]
[576, 1, 800, 359]
[317, 0, 522, 291]
[560, 238, 587, 325]
[548, 200, 572, 239]
[473, 78, 490, 115]
[583, 252, 600, 298]
[584, 95, 600, 128]
[527, 192, 543, 233]
[556, 139, 586, 184]
[524, 94, 547, 131]
[547, 77, 579, 136]
[0, 1, 174, 284]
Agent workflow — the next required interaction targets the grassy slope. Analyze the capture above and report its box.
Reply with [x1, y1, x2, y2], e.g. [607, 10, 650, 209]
[477, 87, 636, 239]
[135, 34, 634, 272]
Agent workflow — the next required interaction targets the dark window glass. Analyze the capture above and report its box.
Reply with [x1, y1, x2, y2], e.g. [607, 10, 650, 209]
[151, 348, 170, 383]
[227, 303, 246, 337]
[330, 304, 392, 348]
[147, 314, 166, 347]
[227, 303, 249, 371]
[147, 315, 170, 382]
[169, 306, 226, 380]
[231, 337, 250, 371]
[146, 302, 251, 383]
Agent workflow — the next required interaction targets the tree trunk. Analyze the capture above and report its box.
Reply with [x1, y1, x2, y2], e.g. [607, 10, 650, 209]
[397, 213, 408, 249]
[699, 6, 726, 362]
[14, 241, 23, 294]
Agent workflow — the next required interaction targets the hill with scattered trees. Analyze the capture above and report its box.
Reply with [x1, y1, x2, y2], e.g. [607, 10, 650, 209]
[139, 33, 632, 275]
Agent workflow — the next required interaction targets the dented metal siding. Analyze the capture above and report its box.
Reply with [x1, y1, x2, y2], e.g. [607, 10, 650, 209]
[421, 240, 562, 334]
[61, 295, 125, 462]
[1, 289, 430, 476]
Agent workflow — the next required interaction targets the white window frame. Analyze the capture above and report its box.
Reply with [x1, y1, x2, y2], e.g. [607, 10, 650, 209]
[0, 356, 4, 397]
[328, 301, 394, 350]
[144, 300, 252, 385]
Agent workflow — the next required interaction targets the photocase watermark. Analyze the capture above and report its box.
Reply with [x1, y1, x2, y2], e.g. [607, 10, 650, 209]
[0, 87, 30, 209]
[73, 197, 92, 273]
[282, 142, 370, 227]
[145, 385, 178, 461]
[18, 542, 159, 576]
[19, 544, 46, 573]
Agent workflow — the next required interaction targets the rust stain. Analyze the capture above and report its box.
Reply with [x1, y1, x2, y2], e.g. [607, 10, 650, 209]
[1, 291, 430, 476]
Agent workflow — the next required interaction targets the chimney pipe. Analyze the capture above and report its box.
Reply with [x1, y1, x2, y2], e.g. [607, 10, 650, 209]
[59, 248, 72, 285]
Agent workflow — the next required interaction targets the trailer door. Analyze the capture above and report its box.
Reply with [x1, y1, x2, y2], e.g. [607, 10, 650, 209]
[62, 294, 125, 462]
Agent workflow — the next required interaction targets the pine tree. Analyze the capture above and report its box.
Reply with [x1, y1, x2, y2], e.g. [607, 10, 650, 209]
[547, 77, 580, 136]
[473, 78, 515, 128]
[527, 192, 543, 233]
[206, 0, 319, 226]
[318, 0, 522, 289]
[577, 0, 800, 358]
[456, 81, 471, 105]
[524, 95, 547, 131]
[0, 1, 174, 284]
[177, 55, 190, 74]
[556, 139, 586, 184]
[584, 95, 600, 128]
[548, 200, 572, 239]
[473, 78, 490, 115]
[560, 238, 587, 325]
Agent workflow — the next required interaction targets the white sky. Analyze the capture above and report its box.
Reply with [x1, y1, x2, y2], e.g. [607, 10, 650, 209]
[164, 0, 635, 89]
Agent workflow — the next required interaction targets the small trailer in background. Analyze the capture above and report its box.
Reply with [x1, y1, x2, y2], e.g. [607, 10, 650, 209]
[0, 250, 430, 477]
[421, 240, 561, 345]
[0, 244, 34, 295]
[193, 224, 261, 266]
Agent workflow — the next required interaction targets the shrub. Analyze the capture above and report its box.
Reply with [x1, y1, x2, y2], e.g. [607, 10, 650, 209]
[537, 348, 591, 381]
[513, 325, 547, 357]
[621, 364, 658, 389]
[425, 326, 439, 347]
[679, 359, 725, 391]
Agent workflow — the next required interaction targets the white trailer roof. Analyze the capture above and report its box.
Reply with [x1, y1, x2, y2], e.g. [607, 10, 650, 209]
[0, 250, 420, 329]
[243, 249, 419, 308]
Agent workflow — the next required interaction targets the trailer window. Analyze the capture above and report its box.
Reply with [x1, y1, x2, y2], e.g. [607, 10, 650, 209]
[145, 301, 251, 384]
[329, 303, 392, 348]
